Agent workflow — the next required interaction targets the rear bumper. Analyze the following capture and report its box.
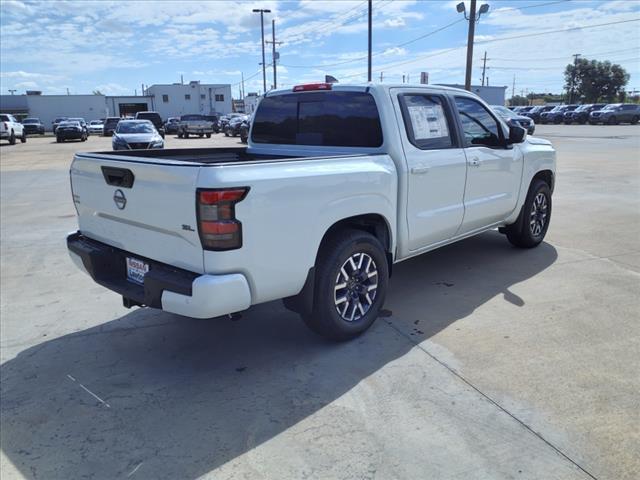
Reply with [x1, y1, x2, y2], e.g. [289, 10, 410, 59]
[67, 232, 251, 319]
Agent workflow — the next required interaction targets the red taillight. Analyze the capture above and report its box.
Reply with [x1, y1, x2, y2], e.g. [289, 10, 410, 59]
[197, 187, 249, 251]
[292, 83, 332, 92]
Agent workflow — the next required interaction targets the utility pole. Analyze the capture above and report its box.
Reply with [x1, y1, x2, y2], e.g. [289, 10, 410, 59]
[367, 0, 372, 82]
[241, 72, 245, 99]
[141, 83, 144, 96]
[481, 51, 488, 86]
[457, 1, 489, 91]
[252, 8, 271, 94]
[8, 89, 16, 95]
[379, 71, 383, 83]
[265, 19, 283, 90]
[570, 53, 581, 103]
[512, 74, 516, 104]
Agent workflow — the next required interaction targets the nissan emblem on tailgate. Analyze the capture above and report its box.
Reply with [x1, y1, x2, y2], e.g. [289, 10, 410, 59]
[113, 189, 127, 210]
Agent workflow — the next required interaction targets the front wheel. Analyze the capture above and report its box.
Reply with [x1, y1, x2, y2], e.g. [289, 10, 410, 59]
[206, 133, 211, 138]
[631, 115, 639, 125]
[20, 131, 27, 143]
[504, 180, 552, 248]
[303, 229, 389, 341]
[9, 131, 16, 145]
[608, 116, 618, 125]
[184, 131, 189, 138]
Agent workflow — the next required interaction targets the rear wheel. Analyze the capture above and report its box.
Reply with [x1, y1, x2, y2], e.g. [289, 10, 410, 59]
[631, 115, 639, 125]
[20, 131, 27, 143]
[206, 133, 211, 138]
[184, 131, 189, 138]
[504, 179, 552, 248]
[9, 131, 15, 145]
[303, 229, 388, 341]
[57, 137, 63, 143]
[198, 133, 204, 138]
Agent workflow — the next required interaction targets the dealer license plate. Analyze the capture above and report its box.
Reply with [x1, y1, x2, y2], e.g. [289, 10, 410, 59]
[126, 257, 149, 285]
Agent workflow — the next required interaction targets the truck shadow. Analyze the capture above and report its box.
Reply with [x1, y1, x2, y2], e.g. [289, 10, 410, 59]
[1, 231, 557, 480]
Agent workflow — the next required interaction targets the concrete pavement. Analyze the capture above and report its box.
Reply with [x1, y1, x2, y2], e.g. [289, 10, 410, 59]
[1, 126, 638, 479]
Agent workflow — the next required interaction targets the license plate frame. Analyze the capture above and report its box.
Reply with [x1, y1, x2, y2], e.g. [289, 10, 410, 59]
[126, 257, 149, 285]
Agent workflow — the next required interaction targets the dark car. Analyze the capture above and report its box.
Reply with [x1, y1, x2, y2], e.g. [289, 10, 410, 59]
[56, 121, 87, 142]
[135, 111, 165, 137]
[52, 117, 68, 134]
[21, 117, 45, 135]
[539, 105, 578, 124]
[524, 105, 554, 123]
[204, 115, 220, 133]
[219, 113, 243, 133]
[563, 104, 606, 124]
[224, 115, 248, 137]
[239, 117, 251, 143]
[68, 117, 89, 135]
[164, 117, 180, 134]
[491, 105, 535, 135]
[589, 103, 640, 125]
[103, 117, 121, 136]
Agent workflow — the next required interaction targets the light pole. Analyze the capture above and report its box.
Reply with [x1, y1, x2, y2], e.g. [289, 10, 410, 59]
[367, 0, 372, 82]
[252, 8, 271, 94]
[457, 1, 489, 91]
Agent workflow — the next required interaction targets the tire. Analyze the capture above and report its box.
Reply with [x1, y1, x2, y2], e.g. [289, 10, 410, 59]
[608, 116, 618, 125]
[56, 137, 63, 143]
[20, 131, 27, 143]
[177, 132, 183, 138]
[206, 133, 211, 138]
[184, 131, 189, 138]
[553, 117, 561, 124]
[224, 129, 229, 137]
[631, 116, 639, 125]
[303, 229, 389, 341]
[9, 131, 16, 145]
[505, 179, 552, 248]
[198, 133, 204, 138]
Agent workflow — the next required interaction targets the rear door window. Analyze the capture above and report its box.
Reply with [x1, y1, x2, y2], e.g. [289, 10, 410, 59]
[252, 91, 383, 147]
[398, 94, 455, 150]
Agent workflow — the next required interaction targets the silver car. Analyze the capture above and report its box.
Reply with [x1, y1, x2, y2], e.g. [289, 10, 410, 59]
[112, 120, 164, 150]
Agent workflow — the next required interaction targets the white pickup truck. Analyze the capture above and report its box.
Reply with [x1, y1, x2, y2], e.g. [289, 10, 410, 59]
[0, 114, 26, 145]
[68, 83, 555, 340]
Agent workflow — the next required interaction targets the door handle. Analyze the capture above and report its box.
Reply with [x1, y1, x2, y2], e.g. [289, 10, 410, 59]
[469, 157, 481, 167]
[411, 166, 430, 175]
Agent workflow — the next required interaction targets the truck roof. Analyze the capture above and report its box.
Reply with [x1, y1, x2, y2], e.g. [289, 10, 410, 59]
[266, 83, 469, 96]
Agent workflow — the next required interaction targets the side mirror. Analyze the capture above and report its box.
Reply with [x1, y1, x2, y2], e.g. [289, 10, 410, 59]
[508, 124, 526, 144]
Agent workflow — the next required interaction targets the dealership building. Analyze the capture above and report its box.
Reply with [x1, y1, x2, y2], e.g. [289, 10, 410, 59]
[0, 81, 233, 131]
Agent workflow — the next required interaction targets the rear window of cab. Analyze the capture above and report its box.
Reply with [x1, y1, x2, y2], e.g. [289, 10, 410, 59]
[252, 91, 383, 148]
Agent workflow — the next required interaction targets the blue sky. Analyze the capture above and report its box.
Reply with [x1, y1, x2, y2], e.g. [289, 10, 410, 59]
[1, 0, 639, 97]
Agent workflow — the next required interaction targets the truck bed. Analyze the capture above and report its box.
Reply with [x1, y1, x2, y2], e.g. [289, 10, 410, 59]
[77, 147, 296, 165]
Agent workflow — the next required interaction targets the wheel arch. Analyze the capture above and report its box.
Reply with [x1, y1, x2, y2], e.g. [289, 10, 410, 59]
[532, 169, 554, 193]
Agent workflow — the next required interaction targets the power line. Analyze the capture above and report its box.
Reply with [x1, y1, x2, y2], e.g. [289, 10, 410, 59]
[280, 0, 369, 41]
[489, 48, 640, 62]
[335, 17, 640, 80]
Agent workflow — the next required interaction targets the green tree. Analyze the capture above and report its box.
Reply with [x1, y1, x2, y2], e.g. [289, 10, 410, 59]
[92, 90, 104, 96]
[565, 58, 629, 103]
[509, 95, 529, 106]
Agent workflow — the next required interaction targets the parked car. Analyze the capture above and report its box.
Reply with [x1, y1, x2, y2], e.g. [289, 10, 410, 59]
[491, 105, 535, 135]
[135, 111, 165, 138]
[204, 115, 220, 133]
[88, 120, 104, 135]
[524, 105, 554, 123]
[224, 115, 248, 137]
[1, 114, 26, 144]
[103, 117, 121, 136]
[563, 104, 606, 124]
[164, 117, 180, 134]
[539, 105, 578, 124]
[239, 117, 251, 143]
[52, 117, 68, 134]
[67, 83, 555, 340]
[219, 113, 243, 132]
[589, 103, 640, 125]
[517, 106, 535, 115]
[177, 114, 215, 138]
[21, 117, 45, 135]
[56, 121, 87, 142]
[112, 119, 164, 150]
[68, 117, 89, 136]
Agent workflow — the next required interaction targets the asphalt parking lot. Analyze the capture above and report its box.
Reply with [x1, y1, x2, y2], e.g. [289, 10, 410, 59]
[1, 126, 639, 480]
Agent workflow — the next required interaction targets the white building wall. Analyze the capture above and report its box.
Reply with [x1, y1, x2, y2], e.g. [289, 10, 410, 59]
[105, 96, 153, 117]
[243, 93, 262, 114]
[147, 83, 233, 119]
[25, 95, 108, 131]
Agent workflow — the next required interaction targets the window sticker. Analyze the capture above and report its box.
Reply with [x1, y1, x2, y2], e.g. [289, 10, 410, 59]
[408, 104, 449, 140]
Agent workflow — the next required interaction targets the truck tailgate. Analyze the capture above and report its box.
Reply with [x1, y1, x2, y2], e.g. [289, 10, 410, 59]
[71, 155, 204, 273]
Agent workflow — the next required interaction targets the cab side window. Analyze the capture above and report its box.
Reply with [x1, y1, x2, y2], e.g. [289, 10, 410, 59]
[399, 94, 455, 150]
[454, 97, 504, 148]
